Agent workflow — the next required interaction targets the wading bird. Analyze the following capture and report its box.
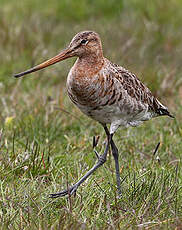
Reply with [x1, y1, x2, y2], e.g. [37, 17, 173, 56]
[14, 31, 174, 198]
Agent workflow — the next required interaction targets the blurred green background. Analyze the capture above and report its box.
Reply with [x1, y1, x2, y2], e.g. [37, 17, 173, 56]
[0, 0, 182, 229]
[1, 0, 182, 105]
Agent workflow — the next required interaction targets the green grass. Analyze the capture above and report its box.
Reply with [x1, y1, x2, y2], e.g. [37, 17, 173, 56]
[0, 0, 182, 229]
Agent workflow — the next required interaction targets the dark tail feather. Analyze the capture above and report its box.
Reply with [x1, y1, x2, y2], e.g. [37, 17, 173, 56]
[153, 98, 174, 118]
[157, 108, 175, 118]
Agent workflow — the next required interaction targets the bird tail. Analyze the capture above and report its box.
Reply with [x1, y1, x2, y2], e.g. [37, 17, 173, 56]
[156, 107, 174, 118]
[154, 99, 174, 118]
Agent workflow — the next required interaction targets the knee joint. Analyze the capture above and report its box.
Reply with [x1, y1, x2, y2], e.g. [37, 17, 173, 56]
[98, 156, 106, 164]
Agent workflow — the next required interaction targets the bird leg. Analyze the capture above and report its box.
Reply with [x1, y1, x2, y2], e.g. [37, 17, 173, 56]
[103, 125, 122, 197]
[93, 136, 100, 159]
[49, 128, 111, 198]
[110, 135, 122, 196]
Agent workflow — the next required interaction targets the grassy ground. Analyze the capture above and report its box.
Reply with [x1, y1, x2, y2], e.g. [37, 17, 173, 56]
[0, 0, 182, 229]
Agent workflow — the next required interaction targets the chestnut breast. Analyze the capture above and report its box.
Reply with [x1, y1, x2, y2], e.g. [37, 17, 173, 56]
[67, 68, 99, 107]
[66, 58, 105, 107]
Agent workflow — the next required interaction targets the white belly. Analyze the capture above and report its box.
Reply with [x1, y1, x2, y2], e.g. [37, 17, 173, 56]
[77, 102, 153, 134]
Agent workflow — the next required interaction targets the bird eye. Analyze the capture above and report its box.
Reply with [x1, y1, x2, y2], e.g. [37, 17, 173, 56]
[81, 39, 88, 45]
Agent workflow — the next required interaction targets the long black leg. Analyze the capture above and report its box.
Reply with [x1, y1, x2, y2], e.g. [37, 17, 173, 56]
[102, 125, 122, 196]
[50, 126, 111, 198]
[110, 135, 122, 196]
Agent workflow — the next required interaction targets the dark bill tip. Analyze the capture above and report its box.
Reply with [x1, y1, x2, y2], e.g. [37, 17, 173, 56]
[13, 48, 73, 79]
[13, 67, 38, 78]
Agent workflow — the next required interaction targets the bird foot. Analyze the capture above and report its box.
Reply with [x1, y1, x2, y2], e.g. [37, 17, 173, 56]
[49, 184, 78, 198]
[49, 152, 107, 198]
[49, 135, 109, 198]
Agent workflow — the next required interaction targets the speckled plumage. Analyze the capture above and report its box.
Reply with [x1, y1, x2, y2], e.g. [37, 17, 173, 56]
[14, 31, 174, 198]
[66, 31, 173, 134]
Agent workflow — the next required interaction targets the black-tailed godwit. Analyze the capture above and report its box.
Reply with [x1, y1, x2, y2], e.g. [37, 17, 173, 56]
[14, 31, 174, 198]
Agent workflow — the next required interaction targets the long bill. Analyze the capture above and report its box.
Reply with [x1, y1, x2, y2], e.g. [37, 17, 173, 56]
[13, 48, 73, 78]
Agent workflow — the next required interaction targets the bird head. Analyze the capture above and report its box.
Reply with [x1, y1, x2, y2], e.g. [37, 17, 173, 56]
[13, 31, 102, 78]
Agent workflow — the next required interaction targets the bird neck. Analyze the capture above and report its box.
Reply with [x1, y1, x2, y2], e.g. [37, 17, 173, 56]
[75, 51, 104, 76]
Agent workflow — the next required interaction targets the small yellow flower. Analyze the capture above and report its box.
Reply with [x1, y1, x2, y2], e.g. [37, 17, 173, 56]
[5, 116, 15, 126]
